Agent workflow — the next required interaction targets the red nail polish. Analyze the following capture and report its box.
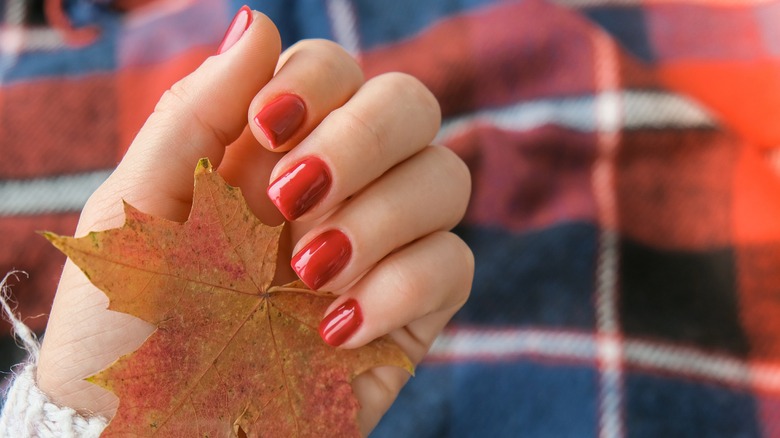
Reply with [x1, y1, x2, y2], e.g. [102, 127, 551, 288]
[319, 299, 362, 347]
[291, 230, 352, 290]
[254, 94, 306, 149]
[267, 157, 331, 221]
[217, 5, 252, 55]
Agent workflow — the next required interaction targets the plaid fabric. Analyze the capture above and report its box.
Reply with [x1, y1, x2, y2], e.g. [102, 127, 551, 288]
[2, 0, 780, 436]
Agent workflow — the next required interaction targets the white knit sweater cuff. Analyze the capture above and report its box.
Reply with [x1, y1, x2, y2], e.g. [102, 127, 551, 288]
[1, 271, 107, 437]
[0, 364, 107, 438]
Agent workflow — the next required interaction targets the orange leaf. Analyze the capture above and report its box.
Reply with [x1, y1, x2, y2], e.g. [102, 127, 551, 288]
[44, 158, 413, 437]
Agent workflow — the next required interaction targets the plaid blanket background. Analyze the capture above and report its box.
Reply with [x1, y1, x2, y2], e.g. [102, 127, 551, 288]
[2, 0, 780, 436]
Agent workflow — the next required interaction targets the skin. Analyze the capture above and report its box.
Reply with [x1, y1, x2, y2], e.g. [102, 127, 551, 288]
[36, 11, 473, 436]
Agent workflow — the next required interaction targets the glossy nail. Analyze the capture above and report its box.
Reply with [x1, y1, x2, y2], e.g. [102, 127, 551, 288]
[319, 299, 362, 347]
[291, 230, 351, 290]
[217, 5, 252, 55]
[267, 157, 331, 220]
[254, 94, 306, 148]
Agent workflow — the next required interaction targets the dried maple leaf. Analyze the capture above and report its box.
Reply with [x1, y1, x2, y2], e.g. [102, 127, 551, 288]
[44, 158, 413, 437]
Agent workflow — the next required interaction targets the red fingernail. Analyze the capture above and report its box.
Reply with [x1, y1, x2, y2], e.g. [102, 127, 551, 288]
[291, 230, 352, 290]
[267, 157, 331, 221]
[254, 94, 306, 149]
[319, 299, 362, 347]
[217, 5, 252, 55]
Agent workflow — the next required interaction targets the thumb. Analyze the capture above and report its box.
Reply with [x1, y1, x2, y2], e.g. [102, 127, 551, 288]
[78, 8, 281, 234]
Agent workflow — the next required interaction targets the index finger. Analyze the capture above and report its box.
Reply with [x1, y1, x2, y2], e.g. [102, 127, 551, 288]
[247, 39, 364, 151]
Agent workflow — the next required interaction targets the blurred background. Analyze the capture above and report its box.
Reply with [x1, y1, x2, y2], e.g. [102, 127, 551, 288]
[3, 0, 780, 436]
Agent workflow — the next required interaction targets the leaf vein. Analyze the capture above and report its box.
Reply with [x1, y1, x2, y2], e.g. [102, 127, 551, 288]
[267, 304, 302, 435]
[205, 178, 263, 295]
[149, 291, 265, 434]
[68, 245, 257, 296]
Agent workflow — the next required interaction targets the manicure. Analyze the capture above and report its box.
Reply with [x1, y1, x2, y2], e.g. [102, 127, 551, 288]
[217, 5, 252, 55]
[267, 157, 331, 221]
[291, 230, 351, 290]
[254, 94, 306, 148]
[319, 299, 362, 347]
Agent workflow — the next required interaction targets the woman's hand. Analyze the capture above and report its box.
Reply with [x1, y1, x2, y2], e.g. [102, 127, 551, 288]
[36, 9, 473, 435]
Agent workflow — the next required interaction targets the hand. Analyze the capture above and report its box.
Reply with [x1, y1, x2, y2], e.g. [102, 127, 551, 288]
[36, 9, 473, 435]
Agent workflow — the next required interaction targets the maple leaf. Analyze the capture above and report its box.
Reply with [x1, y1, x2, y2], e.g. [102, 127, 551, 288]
[44, 158, 413, 437]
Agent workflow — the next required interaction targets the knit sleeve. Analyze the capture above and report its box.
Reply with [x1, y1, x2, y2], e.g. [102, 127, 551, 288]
[0, 364, 107, 438]
[1, 272, 108, 437]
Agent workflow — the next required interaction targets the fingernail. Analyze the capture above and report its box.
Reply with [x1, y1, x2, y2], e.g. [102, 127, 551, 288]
[217, 5, 252, 55]
[254, 94, 306, 149]
[267, 157, 331, 221]
[319, 299, 362, 347]
[291, 230, 352, 290]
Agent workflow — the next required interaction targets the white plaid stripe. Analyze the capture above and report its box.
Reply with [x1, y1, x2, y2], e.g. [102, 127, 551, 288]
[436, 90, 716, 144]
[592, 29, 625, 438]
[326, 0, 361, 60]
[0, 170, 111, 216]
[0, 0, 65, 59]
[429, 327, 780, 393]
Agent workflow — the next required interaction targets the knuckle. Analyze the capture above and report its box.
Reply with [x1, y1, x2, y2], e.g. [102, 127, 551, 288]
[429, 145, 471, 189]
[375, 72, 441, 128]
[286, 39, 364, 84]
[155, 80, 191, 115]
[307, 39, 353, 61]
[424, 146, 472, 225]
[155, 80, 232, 147]
[387, 256, 420, 301]
[440, 232, 474, 308]
[288, 38, 342, 56]
[334, 105, 389, 158]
